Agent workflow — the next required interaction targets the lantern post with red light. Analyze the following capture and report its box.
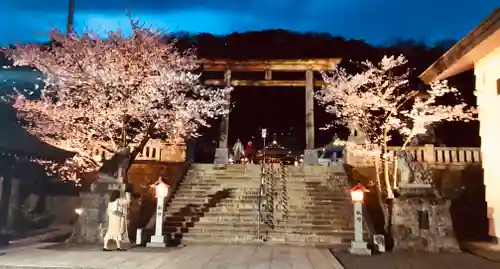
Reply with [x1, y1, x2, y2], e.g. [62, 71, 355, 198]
[147, 177, 170, 247]
[348, 183, 371, 255]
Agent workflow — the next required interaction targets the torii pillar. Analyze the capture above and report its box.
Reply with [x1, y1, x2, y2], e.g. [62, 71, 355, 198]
[303, 69, 318, 165]
[214, 68, 231, 164]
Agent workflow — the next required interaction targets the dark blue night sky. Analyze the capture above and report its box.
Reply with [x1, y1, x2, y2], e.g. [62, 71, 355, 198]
[1, 1, 497, 46]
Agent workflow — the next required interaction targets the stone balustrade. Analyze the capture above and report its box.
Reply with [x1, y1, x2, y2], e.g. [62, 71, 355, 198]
[346, 144, 481, 167]
[91, 139, 186, 163]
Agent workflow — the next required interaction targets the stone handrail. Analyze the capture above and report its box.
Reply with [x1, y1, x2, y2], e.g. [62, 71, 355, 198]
[91, 139, 186, 163]
[346, 144, 481, 166]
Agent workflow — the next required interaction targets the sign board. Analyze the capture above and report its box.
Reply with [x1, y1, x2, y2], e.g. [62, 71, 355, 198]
[261, 129, 267, 138]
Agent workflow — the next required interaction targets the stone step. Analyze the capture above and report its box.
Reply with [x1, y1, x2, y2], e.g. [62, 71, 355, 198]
[167, 196, 349, 206]
[180, 237, 348, 248]
[168, 196, 349, 206]
[179, 232, 353, 247]
[200, 209, 351, 220]
[265, 231, 360, 244]
[178, 185, 260, 190]
[169, 195, 261, 201]
[179, 184, 258, 188]
[176, 186, 343, 194]
[169, 213, 352, 224]
[174, 189, 260, 195]
[165, 210, 353, 221]
[164, 213, 258, 223]
[182, 225, 355, 236]
[167, 199, 257, 206]
[166, 203, 351, 214]
[173, 189, 348, 199]
[164, 211, 353, 225]
[185, 176, 261, 181]
[192, 218, 352, 228]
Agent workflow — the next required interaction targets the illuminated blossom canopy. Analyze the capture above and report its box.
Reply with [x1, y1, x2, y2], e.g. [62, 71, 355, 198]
[317, 55, 475, 197]
[2, 21, 231, 181]
[317, 55, 475, 150]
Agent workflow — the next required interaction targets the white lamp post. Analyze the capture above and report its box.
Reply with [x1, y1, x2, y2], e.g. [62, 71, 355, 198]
[147, 178, 169, 247]
[348, 183, 371, 255]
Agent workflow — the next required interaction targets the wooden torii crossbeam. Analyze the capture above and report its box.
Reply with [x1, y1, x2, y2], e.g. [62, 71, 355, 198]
[201, 58, 342, 165]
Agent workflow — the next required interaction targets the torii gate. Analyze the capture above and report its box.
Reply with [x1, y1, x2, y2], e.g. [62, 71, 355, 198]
[201, 58, 342, 165]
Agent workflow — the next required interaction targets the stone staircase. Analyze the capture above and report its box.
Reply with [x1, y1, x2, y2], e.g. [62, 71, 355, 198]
[264, 165, 357, 246]
[163, 164, 261, 245]
[162, 163, 358, 247]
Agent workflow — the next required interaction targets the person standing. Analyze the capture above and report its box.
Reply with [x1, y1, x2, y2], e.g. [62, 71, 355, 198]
[245, 141, 254, 164]
[232, 139, 244, 163]
[103, 190, 130, 251]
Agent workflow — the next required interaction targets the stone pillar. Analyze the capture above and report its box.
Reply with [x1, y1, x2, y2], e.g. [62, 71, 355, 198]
[304, 69, 318, 165]
[0, 177, 11, 231]
[423, 144, 436, 164]
[70, 164, 128, 243]
[6, 178, 20, 230]
[214, 68, 231, 164]
[68, 192, 107, 243]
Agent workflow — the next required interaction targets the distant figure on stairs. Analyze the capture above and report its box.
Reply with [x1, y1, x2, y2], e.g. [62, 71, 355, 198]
[320, 134, 344, 163]
[232, 139, 244, 164]
[245, 141, 254, 164]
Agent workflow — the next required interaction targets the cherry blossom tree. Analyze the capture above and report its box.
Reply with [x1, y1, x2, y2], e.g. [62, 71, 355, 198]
[1, 21, 231, 181]
[317, 55, 475, 200]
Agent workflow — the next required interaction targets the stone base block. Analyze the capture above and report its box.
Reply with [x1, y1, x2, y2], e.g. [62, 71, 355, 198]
[214, 148, 229, 164]
[391, 196, 461, 252]
[147, 235, 165, 247]
[349, 241, 371, 256]
[303, 149, 318, 165]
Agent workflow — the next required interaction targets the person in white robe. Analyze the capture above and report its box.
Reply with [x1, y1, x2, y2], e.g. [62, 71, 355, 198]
[103, 190, 130, 251]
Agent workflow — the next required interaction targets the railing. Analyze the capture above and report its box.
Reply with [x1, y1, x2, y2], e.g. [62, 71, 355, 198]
[346, 144, 481, 167]
[277, 163, 289, 222]
[387, 145, 481, 165]
[91, 139, 187, 162]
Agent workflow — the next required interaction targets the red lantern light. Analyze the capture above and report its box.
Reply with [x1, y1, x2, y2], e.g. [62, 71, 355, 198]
[348, 183, 368, 203]
[151, 178, 169, 198]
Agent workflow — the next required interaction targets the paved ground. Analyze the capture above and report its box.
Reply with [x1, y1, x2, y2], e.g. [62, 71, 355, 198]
[465, 242, 500, 262]
[0, 243, 344, 269]
[334, 249, 500, 269]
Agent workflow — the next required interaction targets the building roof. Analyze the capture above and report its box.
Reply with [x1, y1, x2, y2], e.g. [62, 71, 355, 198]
[419, 8, 500, 83]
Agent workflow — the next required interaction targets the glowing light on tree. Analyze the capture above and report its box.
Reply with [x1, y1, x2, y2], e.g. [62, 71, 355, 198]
[2, 19, 231, 181]
[317, 55, 475, 199]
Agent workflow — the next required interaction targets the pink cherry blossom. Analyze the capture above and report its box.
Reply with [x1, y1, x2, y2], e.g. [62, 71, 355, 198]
[2, 22, 231, 182]
[317, 55, 476, 198]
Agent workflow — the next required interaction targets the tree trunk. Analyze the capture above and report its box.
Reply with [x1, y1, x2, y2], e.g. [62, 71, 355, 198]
[126, 123, 156, 173]
[374, 156, 384, 207]
[382, 128, 394, 199]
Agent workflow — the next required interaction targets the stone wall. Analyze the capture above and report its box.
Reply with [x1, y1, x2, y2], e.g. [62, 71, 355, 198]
[70, 192, 107, 243]
[127, 162, 189, 195]
[22, 194, 80, 226]
[391, 188, 460, 252]
[127, 161, 189, 230]
[45, 196, 80, 225]
[346, 164, 487, 248]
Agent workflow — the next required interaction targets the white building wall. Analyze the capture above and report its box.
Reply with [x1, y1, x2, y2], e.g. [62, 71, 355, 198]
[475, 45, 500, 241]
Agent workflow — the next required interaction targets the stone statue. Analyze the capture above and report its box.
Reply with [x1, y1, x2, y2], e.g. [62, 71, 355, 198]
[396, 151, 411, 185]
[396, 151, 432, 186]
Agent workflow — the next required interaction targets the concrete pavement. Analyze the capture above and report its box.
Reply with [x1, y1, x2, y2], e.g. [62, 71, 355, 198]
[0, 243, 344, 269]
